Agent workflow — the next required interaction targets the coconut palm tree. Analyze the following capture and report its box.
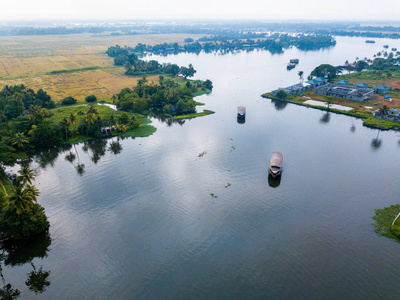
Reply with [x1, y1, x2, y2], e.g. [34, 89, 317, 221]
[298, 71, 304, 83]
[68, 113, 77, 136]
[59, 118, 69, 140]
[86, 105, 98, 116]
[6, 185, 34, 215]
[25, 184, 40, 202]
[11, 132, 29, 149]
[16, 166, 36, 186]
[27, 105, 41, 125]
[25, 263, 51, 294]
[379, 105, 390, 116]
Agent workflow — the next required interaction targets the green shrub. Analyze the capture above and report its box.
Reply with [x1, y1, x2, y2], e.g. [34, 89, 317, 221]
[61, 96, 77, 106]
[85, 95, 97, 103]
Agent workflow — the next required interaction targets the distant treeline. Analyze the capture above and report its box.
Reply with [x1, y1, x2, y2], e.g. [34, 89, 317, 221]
[0, 22, 399, 39]
[106, 45, 197, 77]
[107, 34, 336, 58]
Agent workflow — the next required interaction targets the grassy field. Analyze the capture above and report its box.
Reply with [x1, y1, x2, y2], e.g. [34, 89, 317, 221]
[46, 103, 156, 142]
[0, 33, 203, 101]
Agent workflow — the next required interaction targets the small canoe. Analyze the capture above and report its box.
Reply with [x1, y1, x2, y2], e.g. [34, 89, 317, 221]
[269, 151, 283, 178]
[237, 106, 246, 119]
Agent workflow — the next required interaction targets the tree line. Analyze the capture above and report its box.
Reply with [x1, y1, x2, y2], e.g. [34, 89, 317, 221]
[109, 33, 336, 57]
[106, 45, 197, 77]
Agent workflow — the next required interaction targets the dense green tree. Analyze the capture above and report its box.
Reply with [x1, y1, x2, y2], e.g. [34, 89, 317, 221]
[276, 89, 288, 100]
[180, 64, 197, 79]
[61, 97, 77, 106]
[32, 124, 62, 148]
[355, 60, 369, 72]
[310, 64, 342, 79]
[4, 99, 24, 119]
[0, 143, 17, 167]
[0, 203, 49, 239]
[203, 79, 213, 90]
[85, 95, 97, 103]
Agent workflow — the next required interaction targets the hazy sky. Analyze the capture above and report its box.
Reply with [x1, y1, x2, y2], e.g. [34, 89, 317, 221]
[3, 0, 400, 22]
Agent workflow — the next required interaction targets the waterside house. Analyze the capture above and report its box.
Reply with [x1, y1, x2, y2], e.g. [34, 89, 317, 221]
[314, 81, 374, 101]
[272, 82, 310, 96]
[272, 77, 327, 96]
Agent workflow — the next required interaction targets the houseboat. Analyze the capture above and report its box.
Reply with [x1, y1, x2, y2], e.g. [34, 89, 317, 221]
[287, 63, 296, 70]
[269, 151, 283, 178]
[383, 45, 389, 48]
[392, 48, 397, 51]
[365, 40, 375, 43]
[290, 59, 299, 64]
[237, 106, 246, 119]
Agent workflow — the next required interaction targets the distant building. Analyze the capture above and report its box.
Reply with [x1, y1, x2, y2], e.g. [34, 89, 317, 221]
[314, 82, 374, 101]
[354, 82, 369, 88]
[305, 77, 328, 88]
[336, 80, 350, 86]
[375, 85, 389, 94]
[271, 82, 311, 96]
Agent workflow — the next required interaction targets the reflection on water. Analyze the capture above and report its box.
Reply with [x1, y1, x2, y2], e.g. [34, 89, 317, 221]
[0, 232, 52, 297]
[319, 111, 331, 124]
[271, 98, 288, 111]
[148, 112, 186, 127]
[237, 117, 245, 124]
[268, 174, 281, 188]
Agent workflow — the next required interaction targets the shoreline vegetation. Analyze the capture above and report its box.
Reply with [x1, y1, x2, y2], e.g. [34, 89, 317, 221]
[263, 57, 400, 131]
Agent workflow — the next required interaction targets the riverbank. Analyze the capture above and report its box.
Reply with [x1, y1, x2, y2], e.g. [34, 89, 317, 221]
[261, 93, 400, 131]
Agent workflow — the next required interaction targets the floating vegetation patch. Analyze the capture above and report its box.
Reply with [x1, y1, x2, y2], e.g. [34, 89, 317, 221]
[198, 151, 207, 158]
[172, 110, 215, 120]
[225, 183, 231, 188]
[372, 204, 400, 241]
[210, 193, 218, 198]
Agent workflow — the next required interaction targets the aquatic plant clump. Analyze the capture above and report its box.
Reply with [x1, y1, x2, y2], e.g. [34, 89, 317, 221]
[372, 204, 400, 241]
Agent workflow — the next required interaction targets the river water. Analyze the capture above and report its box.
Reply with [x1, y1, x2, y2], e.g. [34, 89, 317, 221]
[3, 36, 400, 299]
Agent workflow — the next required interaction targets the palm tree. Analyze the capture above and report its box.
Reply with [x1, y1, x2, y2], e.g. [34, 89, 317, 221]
[16, 166, 36, 186]
[379, 105, 390, 116]
[6, 185, 34, 215]
[59, 118, 69, 140]
[85, 113, 95, 126]
[86, 105, 98, 116]
[28, 105, 41, 125]
[11, 132, 29, 149]
[25, 184, 40, 202]
[68, 113, 77, 136]
[116, 124, 127, 132]
[298, 71, 304, 83]
[25, 263, 51, 294]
